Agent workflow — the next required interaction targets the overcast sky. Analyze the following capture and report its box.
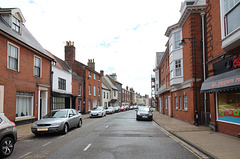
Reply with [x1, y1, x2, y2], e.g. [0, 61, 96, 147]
[0, 0, 182, 96]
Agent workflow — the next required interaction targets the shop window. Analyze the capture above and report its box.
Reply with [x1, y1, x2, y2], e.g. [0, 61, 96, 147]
[16, 92, 33, 118]
[217, 90, 240, 124]
[53, 97, 65, 109]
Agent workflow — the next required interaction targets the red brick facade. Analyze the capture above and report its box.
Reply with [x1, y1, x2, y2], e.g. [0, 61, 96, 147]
[65, 43, 102, 113]
[0, 35, 52, 123]
[205, 0, 240, 137]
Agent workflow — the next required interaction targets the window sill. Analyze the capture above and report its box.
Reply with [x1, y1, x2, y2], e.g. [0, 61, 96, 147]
[221, 27, 240, 51]
[15, 116, 35, 122]
[183, 109, 188, 112]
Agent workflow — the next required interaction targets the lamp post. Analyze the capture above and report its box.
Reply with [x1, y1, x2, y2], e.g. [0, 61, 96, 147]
[179, 36, 198, 126]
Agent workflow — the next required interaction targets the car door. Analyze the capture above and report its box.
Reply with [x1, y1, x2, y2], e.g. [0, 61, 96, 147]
[68, 110, 76, 128]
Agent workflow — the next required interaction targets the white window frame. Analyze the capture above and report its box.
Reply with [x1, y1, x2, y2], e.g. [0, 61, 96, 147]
[12, 16, 20, 33]
[175, 59, 182, 77]
[16, 92, 34, 118]
[175, 96, 178, 110]
[220, 0, 240, 51]
[174, 31, 181, 49]
[7, 42, 20, 71]
[184, 95, 188, 110]
[34, 56, 42, 77]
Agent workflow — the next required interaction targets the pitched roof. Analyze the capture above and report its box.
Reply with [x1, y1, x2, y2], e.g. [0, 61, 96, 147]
[0, 8, 52, 60]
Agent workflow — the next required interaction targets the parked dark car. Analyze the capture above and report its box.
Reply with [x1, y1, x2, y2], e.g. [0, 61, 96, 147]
[136, 107, 153, 121]
[113, 106, 120, 113]
[0, 113, 17, 158]
[31, 109, 82, 136]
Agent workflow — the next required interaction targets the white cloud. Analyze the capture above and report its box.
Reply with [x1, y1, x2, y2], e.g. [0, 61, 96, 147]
[0, 0, 182, 95]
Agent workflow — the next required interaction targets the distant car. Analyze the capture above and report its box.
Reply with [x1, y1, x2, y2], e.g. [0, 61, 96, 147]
[124, 105, 129, 111]
[136, 107, 153, 121]
[90, 107, 106, 117]
[106, 107, 115, 114]
[0, 113, 17, 158]
[113, 106, 120, 113]
[129, 106, 134, 110]
[31, 109, 82, 136]
[120, 106, 125, 111]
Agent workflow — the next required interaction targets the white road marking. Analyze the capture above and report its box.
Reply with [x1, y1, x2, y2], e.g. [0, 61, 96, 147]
[19, 151, 33, 158]
[83, 143, 92, 151]
[42, 141, 51, 147]
[57, 136, 65, 139]
[106, 125, 109, 128]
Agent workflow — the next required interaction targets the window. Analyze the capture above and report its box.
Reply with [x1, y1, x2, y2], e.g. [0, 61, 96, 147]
[78, 83, 82, 96]
[53, 97, 65, 109]
[175, 60, 182, 76]
[78, 98, 82, 112]
[34, 56, 41, 77]
[16, 92, 33, 118]
[98, 76, 100, 81]
[223, 0, 240, 35]
[184, 95, 188, 110]
[165, 98, 167, 109]
[104, 92, 105, 98]
[88, 100, 91, 111]
[94, 86, 96, 96]
[174, 31, 181, 49]
[107, 93, 108, 99]
[175, 96, 178, 110]
[58, 78, 66, 90]
[8, 43, 19, 71]
[89, 84, 91, 95]
[179, 96, 182, 110]
[88, 71, 91, 77]
[12, 16, 20, 32]
[94, 74, 96, 79]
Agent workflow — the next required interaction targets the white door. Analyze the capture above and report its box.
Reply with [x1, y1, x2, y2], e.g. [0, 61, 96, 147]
[168, 96, 171, 116]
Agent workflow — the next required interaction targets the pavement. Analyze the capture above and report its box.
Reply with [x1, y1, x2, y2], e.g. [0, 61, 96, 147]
[16, 110, 240, 159]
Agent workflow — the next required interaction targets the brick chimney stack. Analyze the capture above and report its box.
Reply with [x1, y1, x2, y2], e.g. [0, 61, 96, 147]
[88, 59, 95, 70]
[65, 41, 75, 69]
[100, 70, 104, 76]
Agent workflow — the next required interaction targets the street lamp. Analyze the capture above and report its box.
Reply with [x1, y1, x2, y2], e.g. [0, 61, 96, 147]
[179, 36, 198, 126]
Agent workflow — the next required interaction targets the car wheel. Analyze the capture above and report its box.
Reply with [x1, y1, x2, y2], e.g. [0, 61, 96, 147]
[77, 119, 82, 128]
[0, 137, 15, 158]
[63, 123, 68, 134]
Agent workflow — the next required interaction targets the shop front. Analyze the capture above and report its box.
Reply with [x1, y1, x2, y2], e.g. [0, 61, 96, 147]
[201, 53, 240, 136]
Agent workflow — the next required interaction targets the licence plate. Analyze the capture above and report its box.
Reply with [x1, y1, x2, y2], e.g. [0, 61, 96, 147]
[37, 128, 48, 131]
[142, 116, 148, 118]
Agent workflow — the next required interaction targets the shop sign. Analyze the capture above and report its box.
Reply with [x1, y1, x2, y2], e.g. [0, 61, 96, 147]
[214, 52, 240, 75]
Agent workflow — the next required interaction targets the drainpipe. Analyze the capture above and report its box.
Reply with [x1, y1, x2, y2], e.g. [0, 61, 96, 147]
[201, 12, 207, 124]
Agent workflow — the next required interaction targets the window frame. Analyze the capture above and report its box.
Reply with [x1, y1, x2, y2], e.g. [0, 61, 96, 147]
[184, 95, 188, 110]
[34, 56, 41, 78]
[16, 92, 34, 118]
[175, 59, 182, 77]
[12, 16, 20, 33]
[78, 83, 82, 96]
[175, 96, 178, 110]
[58, 78, 66, 90]
[8, 42, 20, 71]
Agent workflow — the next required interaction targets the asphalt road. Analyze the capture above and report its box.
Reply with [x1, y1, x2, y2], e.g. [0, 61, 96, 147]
[11, 110, 200, 159]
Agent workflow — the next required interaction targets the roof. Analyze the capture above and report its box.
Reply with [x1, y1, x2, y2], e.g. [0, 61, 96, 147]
[0, 8, 52, 60]
[102, 83, 110, 90]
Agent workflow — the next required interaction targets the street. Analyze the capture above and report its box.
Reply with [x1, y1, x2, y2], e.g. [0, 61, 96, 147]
[11, 110, 201, 159]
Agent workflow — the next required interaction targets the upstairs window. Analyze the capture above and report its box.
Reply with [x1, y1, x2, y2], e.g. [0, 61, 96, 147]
[78, 83, 82, 96]
[89, 84, 91, 95]
[8, 43, 19, 71]
[58, 78, 66, 90]
[34, 56, 41, 77]
[223, 0, 240, 35]
[12, 16, 20, 33]
[175, 60, 182, 76]
[174, 31, 181, 49]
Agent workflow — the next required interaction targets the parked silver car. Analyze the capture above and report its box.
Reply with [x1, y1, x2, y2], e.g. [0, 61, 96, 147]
[106, 107, 115, 114]
[0, 113, 17, 158]
[90, 107, 106, 117]
[31, 109, 82, 136]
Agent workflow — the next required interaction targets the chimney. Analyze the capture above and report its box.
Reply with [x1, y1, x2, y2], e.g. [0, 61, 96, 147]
[88, 58, 95, 70]
[126, 86, 128, 90]
[65, 41, 75, 69]
[110, 73, 117, 80]
[100, 70, 104, 76]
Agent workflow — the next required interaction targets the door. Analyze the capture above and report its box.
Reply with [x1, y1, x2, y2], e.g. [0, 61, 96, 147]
[168, 96, 171, 117]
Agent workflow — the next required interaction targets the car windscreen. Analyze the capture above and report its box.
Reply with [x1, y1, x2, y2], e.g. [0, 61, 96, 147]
[138, 107, 150, 112]
[44, 110, 68, 118]
[92, 107, 102, 111]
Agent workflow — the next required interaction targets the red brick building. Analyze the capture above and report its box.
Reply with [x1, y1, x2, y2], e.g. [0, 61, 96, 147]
[201, 0, 240, 137]
[64, 41, 102, 113]
[155, 1, 206, 124]
[0, 8, 53, 124]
